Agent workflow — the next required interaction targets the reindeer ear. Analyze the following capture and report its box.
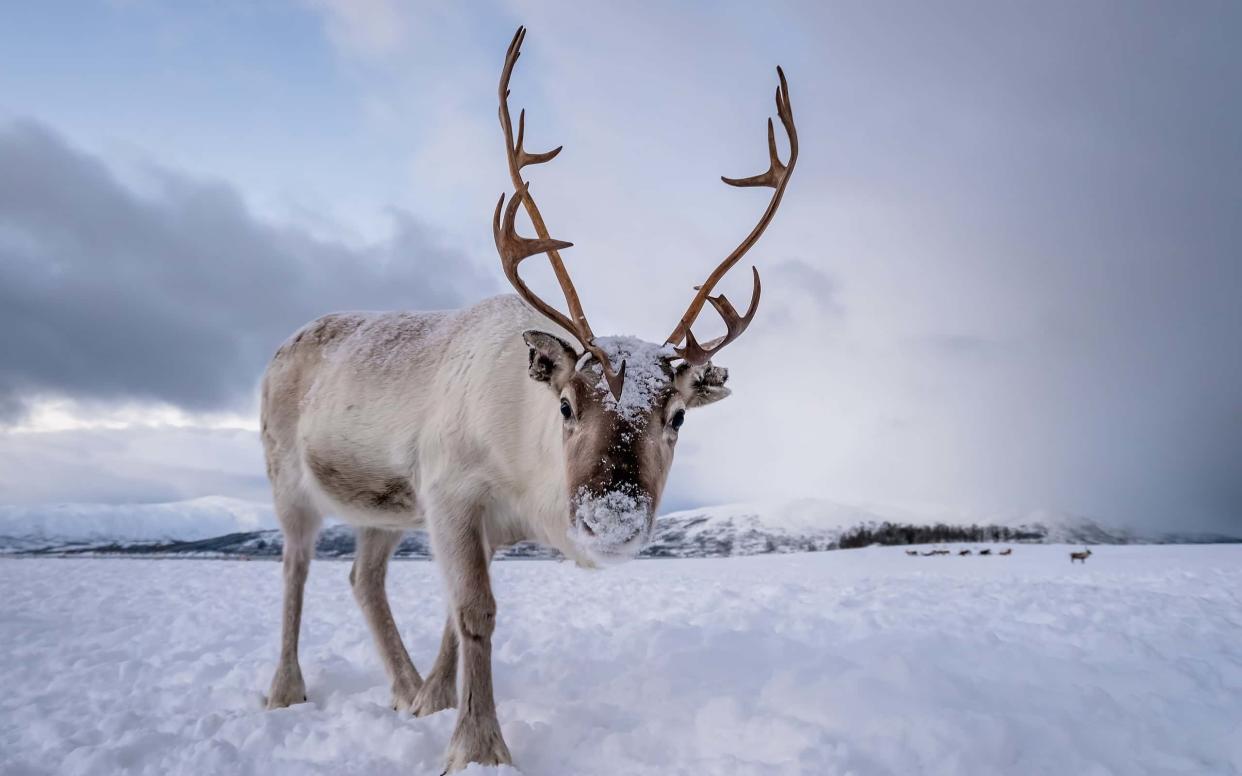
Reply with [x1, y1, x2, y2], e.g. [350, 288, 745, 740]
[522, 330, 578, 389]
[674, 362, 731, 408]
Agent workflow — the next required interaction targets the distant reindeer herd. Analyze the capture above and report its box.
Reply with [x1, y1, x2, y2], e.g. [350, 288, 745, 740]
[904, 546, 1093, 563]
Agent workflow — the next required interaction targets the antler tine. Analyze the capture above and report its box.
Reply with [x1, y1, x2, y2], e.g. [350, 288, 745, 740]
[493, 186, 575, 270]
[720, 118, 784, 188]
[500, 29, 565, 174]
[495, 26, 626, 399]
[674, 267, 762, 365]
[516, 110, 563, 168]
[666, 66, 798, 354]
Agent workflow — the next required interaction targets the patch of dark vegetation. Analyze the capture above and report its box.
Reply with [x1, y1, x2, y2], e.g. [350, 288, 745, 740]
[836, 522, 1044, 549]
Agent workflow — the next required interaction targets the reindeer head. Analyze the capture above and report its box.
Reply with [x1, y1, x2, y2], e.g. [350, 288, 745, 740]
[492, 27, 798, 565]
[521, 331, 732, 564]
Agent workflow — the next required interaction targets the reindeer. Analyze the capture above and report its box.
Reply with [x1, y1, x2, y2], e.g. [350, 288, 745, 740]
[258, 27, 799, 772]
[978, 548, 992, 556]
[1070, 548, 1093, 563]
[959, 549, 972, 556]
[999, 548, 1012, 556]
[906, 549, 919, 556]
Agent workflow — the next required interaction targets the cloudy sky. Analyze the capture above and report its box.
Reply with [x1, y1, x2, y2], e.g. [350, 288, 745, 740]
[1, 1, 1238, 533]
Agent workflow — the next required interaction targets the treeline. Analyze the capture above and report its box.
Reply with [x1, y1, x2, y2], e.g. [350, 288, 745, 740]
[836, 522, 1044, 549]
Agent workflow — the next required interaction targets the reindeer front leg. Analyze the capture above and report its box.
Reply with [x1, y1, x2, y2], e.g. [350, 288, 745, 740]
[429, 503, 512, 772]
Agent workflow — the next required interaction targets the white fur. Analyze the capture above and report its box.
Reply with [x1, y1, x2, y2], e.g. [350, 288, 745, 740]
[269, 295, 590, 563]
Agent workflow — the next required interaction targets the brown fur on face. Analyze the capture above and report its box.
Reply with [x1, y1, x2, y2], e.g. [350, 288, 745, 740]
[561, 372, 676, 519]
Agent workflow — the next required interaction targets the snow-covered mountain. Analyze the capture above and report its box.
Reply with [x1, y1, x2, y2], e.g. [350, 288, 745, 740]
[645, 499, 1153, 554]
[1, 496, 1235, 558]
[0, 497, 276, 551]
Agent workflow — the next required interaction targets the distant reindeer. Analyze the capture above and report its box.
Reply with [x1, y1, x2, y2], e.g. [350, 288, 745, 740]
[999, 548, 1012, 556]
[906, 549, 918, 556]
[959, 549, 972, 556]
[934, 549, 951, 556]
[1070, 548, 1093, 563]
[258, 26, 799, 772]
[920, 550, 937, 556]
[978, 548, 992, 556]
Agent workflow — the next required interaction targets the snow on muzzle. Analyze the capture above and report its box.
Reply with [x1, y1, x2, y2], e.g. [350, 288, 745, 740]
[568, 487, 654, 565]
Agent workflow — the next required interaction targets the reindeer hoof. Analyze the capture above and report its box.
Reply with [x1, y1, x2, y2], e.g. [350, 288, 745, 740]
[411, 676, 457, 717]
[266, 663, 309, 710]
[265, 681, 309, 709]
[442, 716, 511, 772]
[390, 677, 422, 713]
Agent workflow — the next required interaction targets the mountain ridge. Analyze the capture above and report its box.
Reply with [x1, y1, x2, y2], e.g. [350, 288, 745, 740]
[2, 497, 1236, 558]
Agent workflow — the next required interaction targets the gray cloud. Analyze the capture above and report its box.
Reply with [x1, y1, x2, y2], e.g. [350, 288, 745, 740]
[0, 120, 494, 420]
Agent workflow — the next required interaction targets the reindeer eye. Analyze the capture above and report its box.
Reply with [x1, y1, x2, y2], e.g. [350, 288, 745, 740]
[670, 409, 685, 430]
[560, 398, 573, 420]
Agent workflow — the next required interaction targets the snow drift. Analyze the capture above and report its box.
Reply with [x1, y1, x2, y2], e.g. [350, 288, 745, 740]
[1, 545, 1238, 775]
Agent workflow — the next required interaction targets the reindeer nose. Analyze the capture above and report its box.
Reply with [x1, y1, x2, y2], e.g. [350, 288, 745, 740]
[574, 488, 650, 545]
[578, 512, 639, 542]
[606, 449, 636, 478]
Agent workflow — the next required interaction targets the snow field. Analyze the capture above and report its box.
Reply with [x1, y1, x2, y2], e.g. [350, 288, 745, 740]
[1, 544, 1239, 775]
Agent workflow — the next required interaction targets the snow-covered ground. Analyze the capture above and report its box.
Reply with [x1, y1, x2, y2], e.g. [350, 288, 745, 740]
[2, 545, 1240, 775]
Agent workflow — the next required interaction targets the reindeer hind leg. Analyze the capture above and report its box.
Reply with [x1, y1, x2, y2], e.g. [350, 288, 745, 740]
[412, 616, 459, 717]
[352, 527, 423, 710]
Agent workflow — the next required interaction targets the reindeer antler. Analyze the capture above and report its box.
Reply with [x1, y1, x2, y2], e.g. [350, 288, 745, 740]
[665, 66, 798, 365]
[494, 26, 626, 399]
[494, 27, 798, 378]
